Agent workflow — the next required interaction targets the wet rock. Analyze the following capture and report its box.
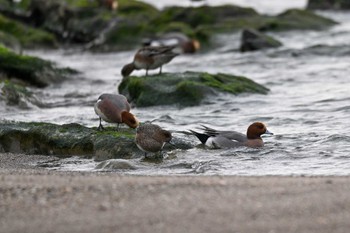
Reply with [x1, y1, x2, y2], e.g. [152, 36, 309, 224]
[96, 159, 137, 170]
[0, 121, 193, 160]
[240, 29, 282, 52]
[0, 13, 57, 48]
[0, 31, 21, 53]
[259, 9, 337, 31]
[307, 0, 350, 10]
[270, 44, 350, 58]
[0, 80, 41, 109]
[118, 72, 269, 107]
[0, 45, 78, 87]
[0, 1, 338, 51]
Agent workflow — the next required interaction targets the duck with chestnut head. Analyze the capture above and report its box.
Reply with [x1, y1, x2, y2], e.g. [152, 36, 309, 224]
[190, 122, 273, 149]
[94, 94, 139, 130]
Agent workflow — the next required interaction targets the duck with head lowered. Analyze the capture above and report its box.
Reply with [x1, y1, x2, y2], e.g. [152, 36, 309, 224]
[94, 93, 139, 130]
[121, 45, 179, 77]
[135, 123, 173, 157]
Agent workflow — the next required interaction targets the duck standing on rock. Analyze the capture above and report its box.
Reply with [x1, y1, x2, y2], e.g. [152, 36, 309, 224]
[121, 45, 179, 77]
[142, 32, 200, 54]
[94, 93, 139, 130]
[135, 123, 173, 157]
[190, 122, 273, 149]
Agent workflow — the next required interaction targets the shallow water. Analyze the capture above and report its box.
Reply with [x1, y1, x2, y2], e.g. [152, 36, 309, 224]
[1, 4, 350, 175]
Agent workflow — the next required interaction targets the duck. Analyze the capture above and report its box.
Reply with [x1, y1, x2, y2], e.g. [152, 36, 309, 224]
[135, 123, 172, 157]
[190, 122, 273, 149]
[94, 93, 139, 130]
[142, 32, 200, 54]
[121, 45, 179, 77]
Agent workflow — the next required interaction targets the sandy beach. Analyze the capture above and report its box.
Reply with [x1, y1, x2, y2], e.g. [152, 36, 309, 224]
[0, 152, 349, 233]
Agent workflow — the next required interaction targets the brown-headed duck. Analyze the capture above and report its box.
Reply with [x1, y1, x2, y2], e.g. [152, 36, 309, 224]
[190, 122, 273, 148]
[94, 93, 139, 130]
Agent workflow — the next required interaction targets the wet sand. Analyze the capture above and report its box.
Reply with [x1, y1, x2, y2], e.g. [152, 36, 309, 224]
[0, 153, 350, 233]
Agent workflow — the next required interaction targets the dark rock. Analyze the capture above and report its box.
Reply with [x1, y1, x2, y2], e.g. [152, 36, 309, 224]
[0, 122, 192, 161]
[0, 31, 21, 53]
[0, 80, 42, 109]
[269, 44, 350, 58]
[307, 0, 350, 10]
[240, 29, 282, 52]
[0, 1, 339, 51]
[0, 45, 78, 88]
[0, 121, 193, 160]
[118, 72, 269, 107]
[0, 13, 57, 48]
[259, 9, 337, 31]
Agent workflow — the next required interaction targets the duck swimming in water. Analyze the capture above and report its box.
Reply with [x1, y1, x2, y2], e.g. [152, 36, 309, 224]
[190, 122, 273, 149]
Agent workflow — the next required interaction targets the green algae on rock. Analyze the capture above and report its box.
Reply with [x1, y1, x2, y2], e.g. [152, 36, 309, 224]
[0, 46, 78, 87]
[307, 0, 350, 10]
[0, 122, 193, 161]
[118, 72, 269, 107]
[259, 9, 337, 31]
[0, 13, 57, 48]
[0, 80, 42, 108]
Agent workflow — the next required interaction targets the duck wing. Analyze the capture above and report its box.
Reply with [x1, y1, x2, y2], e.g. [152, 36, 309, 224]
[200, 125, 247, 143]
[142, 46, 177, 57]
[207, 136, 242, 149]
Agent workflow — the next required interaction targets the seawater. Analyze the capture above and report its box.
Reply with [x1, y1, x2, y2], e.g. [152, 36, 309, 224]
[1, 5, 350, 175]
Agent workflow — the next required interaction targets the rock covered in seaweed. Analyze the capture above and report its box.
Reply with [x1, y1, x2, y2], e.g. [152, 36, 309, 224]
[0, 0, 339, 51]
[118, 72, 269, 107]
[307, 0, 350, 10]
[259, 9, 337, 31]
[0, 46, 78, 88]
[0, 121, 193, 161]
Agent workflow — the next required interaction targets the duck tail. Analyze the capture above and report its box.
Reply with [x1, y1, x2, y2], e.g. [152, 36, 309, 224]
[189, 130, 210, 144]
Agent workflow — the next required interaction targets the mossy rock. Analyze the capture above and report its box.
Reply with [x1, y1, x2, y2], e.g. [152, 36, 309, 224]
[0, 30, 21, 53]
[0, 80, 42, 108]
[153, 5, 258, 29]
[118, 0, 159, 16]
[0, 45, 78, 87]
[118, 72, 269, 107]
[0, 121, 193, 160]
[307, 0, 350, 10]
[259, 9, 337, 31]
[0, 14, 57, 48]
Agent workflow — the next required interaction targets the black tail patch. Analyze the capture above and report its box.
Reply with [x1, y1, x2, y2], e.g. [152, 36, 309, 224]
[189, 130, 210, 144]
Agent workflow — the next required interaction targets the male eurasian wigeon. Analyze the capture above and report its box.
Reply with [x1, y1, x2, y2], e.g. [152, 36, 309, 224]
[94, 93, 139, 130]
[190, 122, 273, 149]
[142, 32, 200, 54]
[121, 45, 179, 77]
[135, 123, 172, 157]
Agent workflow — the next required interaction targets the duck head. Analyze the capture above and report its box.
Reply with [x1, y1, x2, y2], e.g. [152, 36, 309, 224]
[246, 122, 273, 139]
[121, 111, 139, 129]
[121, 63, 135, 77]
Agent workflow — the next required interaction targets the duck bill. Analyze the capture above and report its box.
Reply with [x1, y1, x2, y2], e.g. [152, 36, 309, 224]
[264, 129, 274, 135]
